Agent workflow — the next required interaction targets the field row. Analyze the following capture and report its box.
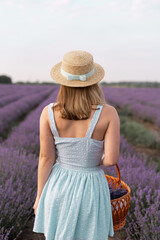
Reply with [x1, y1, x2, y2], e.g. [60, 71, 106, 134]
[0, 86, 55, 138]
[102, 86, 160, 127]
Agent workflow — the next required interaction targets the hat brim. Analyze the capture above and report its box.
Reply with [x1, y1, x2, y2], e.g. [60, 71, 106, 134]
[50, 62, 105, 87]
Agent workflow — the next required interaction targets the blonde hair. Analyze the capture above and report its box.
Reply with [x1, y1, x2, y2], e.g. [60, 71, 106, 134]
[53, 83, 106, 120]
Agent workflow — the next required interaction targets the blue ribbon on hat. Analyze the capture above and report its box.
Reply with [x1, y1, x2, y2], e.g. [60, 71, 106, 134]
[61, 67, 95, 81]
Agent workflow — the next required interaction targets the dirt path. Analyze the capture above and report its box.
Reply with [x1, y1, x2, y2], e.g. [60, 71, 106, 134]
[16, 216, 45, 240]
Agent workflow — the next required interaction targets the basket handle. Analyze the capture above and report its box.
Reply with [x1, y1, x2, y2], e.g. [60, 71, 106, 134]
[115, 164, 121, 185]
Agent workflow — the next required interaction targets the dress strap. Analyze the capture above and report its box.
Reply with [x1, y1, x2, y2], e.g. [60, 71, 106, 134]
[85, 105, 104, 138]
[48, 103, 60, 137]
[48, 103, 103, 138]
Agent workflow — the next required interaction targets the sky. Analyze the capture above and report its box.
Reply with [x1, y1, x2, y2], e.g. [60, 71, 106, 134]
[0, 0, 160, 83]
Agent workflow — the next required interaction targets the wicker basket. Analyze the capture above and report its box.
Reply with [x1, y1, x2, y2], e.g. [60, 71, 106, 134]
[105, 164, 131, 231]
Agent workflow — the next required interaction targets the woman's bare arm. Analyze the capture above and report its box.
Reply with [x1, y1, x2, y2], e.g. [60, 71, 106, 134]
[101, 106, 120, 167]
[36, 105, 56, 198]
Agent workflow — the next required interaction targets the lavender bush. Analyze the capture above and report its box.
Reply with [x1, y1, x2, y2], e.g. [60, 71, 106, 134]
[0, 87, 54, 137]
[102, 86, 160, 127]
[0, 85, 50, 107]
[0, 146, 38, 240]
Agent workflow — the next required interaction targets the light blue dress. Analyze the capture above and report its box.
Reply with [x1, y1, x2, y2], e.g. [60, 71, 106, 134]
[33, 103, 114, 240]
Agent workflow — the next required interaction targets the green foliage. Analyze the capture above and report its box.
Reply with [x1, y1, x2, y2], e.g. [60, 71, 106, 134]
[120, 104, 132, 116]
[120, 116, 159, 148]
[0, 75, 12, 84]
[101, 81, 160, 88]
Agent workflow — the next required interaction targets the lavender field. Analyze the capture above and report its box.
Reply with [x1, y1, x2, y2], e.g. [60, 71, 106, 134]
[0, 84, 159, 240]
[102, 87, 160, 127]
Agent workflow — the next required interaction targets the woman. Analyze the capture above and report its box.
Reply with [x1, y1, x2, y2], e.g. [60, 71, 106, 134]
[32, 50, 120, 240]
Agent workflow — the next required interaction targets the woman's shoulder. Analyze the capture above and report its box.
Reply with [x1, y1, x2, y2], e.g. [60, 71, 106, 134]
[103, 104, 119, 120]
[103, 103, 117, 112]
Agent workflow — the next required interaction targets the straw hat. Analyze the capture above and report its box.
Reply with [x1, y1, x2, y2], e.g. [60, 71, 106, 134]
[50, 50, 105, 87]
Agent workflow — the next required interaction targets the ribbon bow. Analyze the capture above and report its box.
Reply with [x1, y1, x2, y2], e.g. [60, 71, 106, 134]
[61, 67, 95, 82]
[67, 75, 86, 81]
